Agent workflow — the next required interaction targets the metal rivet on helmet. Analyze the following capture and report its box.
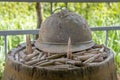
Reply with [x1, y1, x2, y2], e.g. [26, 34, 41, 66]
[35, 10, 95, 53]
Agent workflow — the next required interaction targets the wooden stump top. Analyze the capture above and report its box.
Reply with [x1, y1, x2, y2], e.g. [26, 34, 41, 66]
[2, 41, 117, 80]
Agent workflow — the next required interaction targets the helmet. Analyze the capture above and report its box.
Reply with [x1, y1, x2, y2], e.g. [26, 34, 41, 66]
[35, 10, 95, 53]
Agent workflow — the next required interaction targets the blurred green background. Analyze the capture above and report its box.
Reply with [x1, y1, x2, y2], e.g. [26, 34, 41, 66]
[0, 2, 120, 79]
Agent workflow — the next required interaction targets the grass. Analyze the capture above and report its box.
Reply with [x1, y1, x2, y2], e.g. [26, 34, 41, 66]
[0, 2, 120, 79]
[0, 60, 4, 79]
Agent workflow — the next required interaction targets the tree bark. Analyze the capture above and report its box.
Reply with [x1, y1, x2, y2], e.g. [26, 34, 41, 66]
[36, 2, 42, 39]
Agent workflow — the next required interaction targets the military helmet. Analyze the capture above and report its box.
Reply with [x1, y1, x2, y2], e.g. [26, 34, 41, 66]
[35, 10, 95, 53]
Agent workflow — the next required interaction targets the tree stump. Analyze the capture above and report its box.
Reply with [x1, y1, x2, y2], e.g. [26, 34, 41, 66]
[2, 42, 117, 80]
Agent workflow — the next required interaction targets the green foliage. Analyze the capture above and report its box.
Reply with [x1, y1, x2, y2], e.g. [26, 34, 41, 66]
[0, 2, 120, 79]
[0, 60, 4, 80]
[0, 2, 37, 30]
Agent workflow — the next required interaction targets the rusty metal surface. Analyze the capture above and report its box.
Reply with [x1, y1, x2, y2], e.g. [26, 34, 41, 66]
[35, 10, 95, 53]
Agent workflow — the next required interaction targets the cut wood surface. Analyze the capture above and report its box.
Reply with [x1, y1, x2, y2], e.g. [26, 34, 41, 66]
[67, 37, 72, 59]
[26, 35, 33, 54]
[5, 43, 112, 66]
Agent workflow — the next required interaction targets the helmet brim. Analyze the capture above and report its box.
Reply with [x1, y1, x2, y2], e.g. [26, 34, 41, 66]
[35, 40, 95, 53]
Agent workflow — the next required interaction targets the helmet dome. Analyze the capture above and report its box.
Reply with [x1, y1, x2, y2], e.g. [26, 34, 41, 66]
[35, 10, 95, 53]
